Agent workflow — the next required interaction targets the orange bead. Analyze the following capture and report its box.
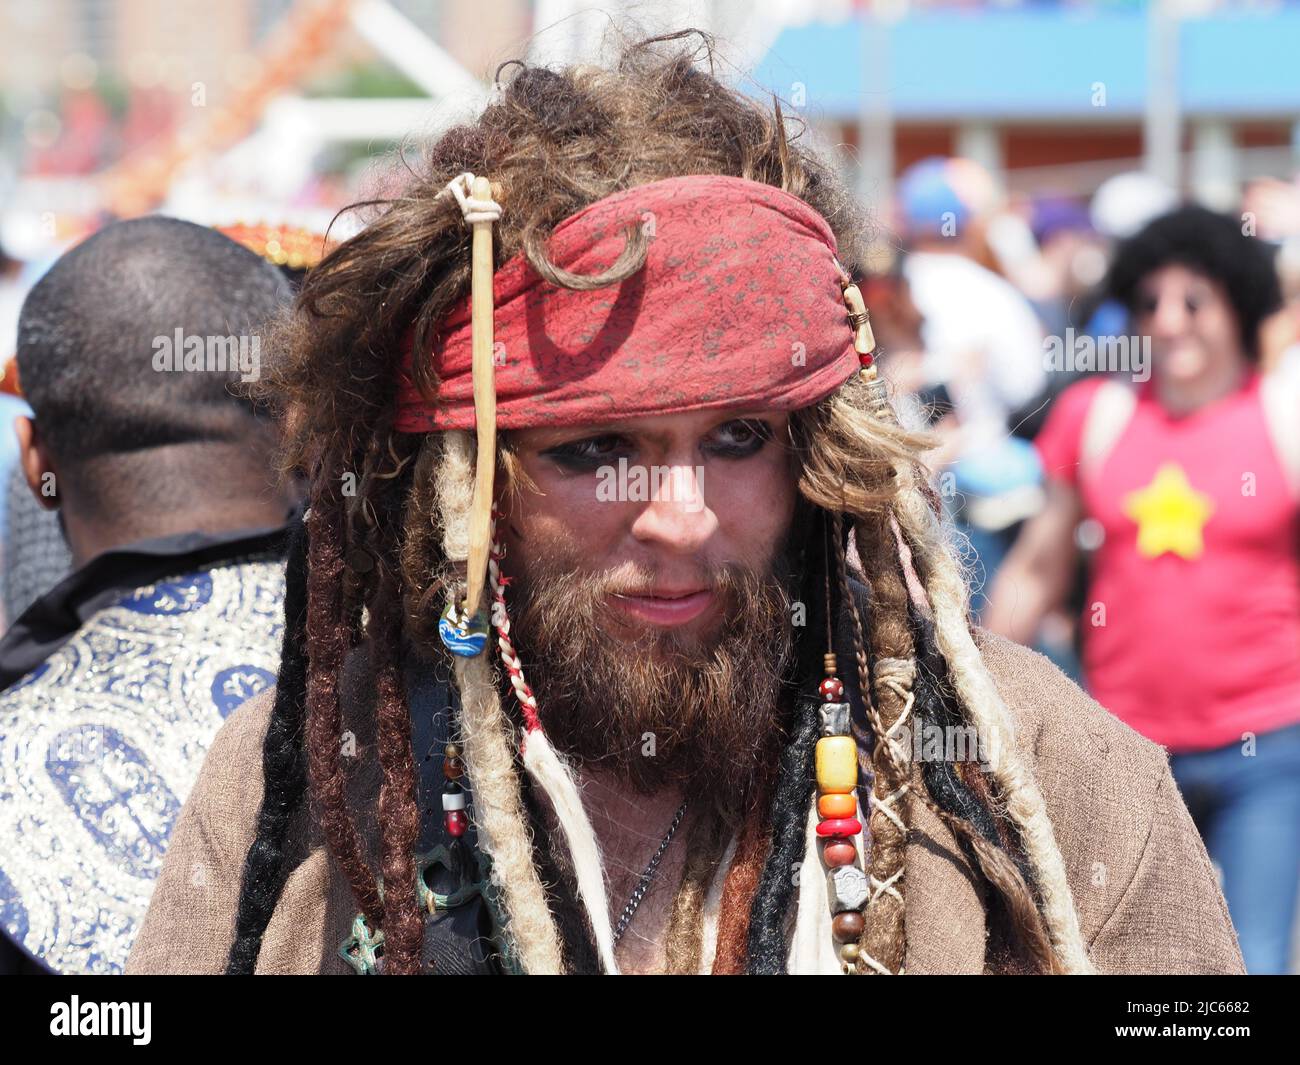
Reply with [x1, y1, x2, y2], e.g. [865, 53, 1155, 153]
[818, 793, 857, 819]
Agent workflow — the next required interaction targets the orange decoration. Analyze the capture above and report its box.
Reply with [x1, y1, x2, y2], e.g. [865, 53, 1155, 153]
[818, 793, 858, 819]
[98, 0, 354, 217]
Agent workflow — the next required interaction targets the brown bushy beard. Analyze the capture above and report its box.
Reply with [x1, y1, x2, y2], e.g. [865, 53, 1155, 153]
[503, 534, 800, 817]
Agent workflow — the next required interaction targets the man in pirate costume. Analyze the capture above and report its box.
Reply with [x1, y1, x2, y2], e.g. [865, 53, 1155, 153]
[128, 34, 1241, 976]
[0, 219, 298, 974]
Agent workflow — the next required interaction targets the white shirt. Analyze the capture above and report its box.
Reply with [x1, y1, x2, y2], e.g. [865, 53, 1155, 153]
[903, 251, 1047, 451]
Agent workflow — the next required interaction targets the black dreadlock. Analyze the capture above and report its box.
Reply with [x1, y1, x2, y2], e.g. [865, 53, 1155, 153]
[226, 515, 309, 974]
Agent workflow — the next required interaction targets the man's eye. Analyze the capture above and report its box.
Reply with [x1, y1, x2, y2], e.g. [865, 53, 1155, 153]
[541, 435, 628, 469]
[707, 419, 774, 457]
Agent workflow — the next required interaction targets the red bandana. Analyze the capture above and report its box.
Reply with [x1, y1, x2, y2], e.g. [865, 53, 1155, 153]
[394, 174, 860, 432]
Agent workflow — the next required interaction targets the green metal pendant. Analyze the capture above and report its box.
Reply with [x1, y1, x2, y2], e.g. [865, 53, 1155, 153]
[339, 912, 385, 975]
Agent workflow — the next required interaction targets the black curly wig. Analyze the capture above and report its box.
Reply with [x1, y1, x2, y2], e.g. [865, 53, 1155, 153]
[1106, 204, 1282, 360]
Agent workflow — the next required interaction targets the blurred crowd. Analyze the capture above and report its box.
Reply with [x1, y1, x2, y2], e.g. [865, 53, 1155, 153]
[870, 155, 1300, 974]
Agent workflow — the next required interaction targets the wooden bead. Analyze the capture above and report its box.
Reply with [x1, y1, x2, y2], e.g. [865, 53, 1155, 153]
[815, 736, 857, 792]
[832, 911, 865, 943]
[818, 793, 857, 819]
[443, 757, 464, 780]
[822, 840, 858, 867]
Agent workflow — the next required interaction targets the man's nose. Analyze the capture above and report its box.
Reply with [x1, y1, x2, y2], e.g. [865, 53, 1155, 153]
[628, 464, 717, 553]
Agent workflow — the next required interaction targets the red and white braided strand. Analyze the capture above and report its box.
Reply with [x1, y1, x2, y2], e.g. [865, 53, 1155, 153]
[486, 518, 542, 733]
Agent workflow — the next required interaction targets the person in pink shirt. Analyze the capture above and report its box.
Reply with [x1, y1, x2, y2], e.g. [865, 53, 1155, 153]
[988, 205, 1300, 973]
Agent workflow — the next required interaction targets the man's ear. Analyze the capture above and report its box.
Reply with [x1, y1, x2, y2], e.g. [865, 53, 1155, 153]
[14, 416, 59, 510]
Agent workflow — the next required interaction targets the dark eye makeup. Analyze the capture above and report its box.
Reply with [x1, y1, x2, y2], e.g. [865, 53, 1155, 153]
[539, 418, 776, 471]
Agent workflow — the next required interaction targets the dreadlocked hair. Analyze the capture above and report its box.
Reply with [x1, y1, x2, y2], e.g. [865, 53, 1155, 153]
[302, 466, 384, 927]
[892, 470, 1091, 971]
[225, 514, 308, 975]
[232, 26, 1089, 975]
[785, 372, 1091, 973]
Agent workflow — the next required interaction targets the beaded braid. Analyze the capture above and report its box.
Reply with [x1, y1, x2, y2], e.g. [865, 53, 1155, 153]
[741, 503, 847, 974]
[303, 470, 384, 925]
[225, 515, 309, 974]
[835, 510, 916, 975]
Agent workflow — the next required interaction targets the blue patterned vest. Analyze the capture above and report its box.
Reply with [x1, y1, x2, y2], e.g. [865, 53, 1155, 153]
[0, 556, 285, 973]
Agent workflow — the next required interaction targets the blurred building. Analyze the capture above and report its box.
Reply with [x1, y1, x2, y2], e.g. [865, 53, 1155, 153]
[752, 1, 1300, 208]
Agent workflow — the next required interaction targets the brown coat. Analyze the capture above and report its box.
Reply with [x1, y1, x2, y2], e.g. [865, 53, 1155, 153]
[125, 631, 1244, 975]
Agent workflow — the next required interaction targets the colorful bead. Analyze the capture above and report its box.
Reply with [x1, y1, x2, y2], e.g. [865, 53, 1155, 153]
[444, 743, 461, 759]
[833, 911, 865, 943]
[815, 736, 858, 792]
[815, 817, 863, 838]
[441, 789, 466, 811]
[819, 677, 844, 701]
[443, 757, 464, 780]
[822, 840, 858, 867]
[438, 601, 489, 657]
[818, 793, 857, 819]
[445, 809, 468, 838]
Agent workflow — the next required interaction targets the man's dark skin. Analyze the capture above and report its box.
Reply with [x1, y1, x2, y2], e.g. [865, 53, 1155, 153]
[13, 428, 298, 567]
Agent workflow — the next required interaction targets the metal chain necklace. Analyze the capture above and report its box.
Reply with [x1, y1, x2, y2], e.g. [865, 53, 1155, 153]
[611, 800, 689, 944]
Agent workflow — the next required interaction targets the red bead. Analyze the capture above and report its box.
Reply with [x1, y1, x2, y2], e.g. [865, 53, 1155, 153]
[819, 677, 844, 701]
[445, 810, 468, 837]
[816, 817, 862, 838]
[822, 840, 858, 867]
[859, 352, 874, 368]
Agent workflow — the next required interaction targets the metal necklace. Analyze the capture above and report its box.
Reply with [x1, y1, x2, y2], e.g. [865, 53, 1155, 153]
[611, 800, 689, 944]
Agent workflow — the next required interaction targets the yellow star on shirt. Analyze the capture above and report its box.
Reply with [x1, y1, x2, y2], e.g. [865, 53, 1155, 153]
[1123, 463, 1215, 560]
